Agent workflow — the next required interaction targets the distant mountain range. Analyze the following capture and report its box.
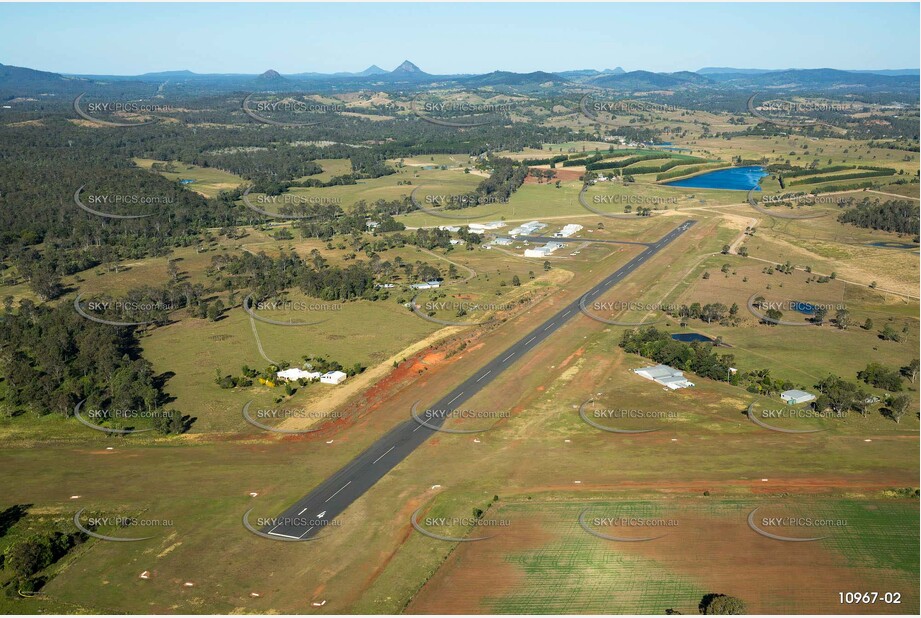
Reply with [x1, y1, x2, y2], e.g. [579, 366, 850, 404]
[1, 61, 918, 97]
[699, 66, 920, 76]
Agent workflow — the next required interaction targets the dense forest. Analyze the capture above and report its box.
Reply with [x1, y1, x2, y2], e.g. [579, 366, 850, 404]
[0, 301, 186, 432]
[837, 198, 920, 236]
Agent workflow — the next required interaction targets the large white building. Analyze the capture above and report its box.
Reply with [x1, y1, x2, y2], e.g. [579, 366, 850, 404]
[320, 371, 348, 385]
[468, 221, 505, 233]
[276, 368, 322, 382]
[781, 389, 816, 405]
[554, 224, 584, 238]
[634, 364, 695, 390]
[524, 241, 565, 258]
[509, 220, 546, 236]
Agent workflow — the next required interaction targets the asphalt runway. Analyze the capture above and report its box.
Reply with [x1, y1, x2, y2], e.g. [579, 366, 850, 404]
[263, 220, 696, 540]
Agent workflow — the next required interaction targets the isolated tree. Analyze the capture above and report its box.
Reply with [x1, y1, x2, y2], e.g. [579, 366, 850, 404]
[900, 359, 919, 384]
[862, 318, 874, 331]
[812, 306, 828, 325]
[511, 275, 521, 287]
[888, 394, 911, 424]
[881, 323, 902, 342]
[764, 308, 783, 324]
[699, 593, 746, 615]
[834, 308, 851, 330]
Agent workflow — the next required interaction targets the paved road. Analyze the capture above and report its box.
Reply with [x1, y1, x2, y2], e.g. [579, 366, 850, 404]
[263, 220, 696, 540]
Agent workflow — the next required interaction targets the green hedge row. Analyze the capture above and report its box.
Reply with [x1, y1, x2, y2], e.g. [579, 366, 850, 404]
[790, 169, 895, 186]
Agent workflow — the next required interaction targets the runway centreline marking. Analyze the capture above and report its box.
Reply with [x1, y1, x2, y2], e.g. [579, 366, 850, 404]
[476, 370, 492, 382]
[325, 481, 352, 503]
[372, 446, 395, 464]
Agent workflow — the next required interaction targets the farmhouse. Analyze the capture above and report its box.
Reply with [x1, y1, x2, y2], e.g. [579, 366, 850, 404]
[524, 241, 565, 258]
[276, 368, 322, 382]
[781, 389, 816, 405]
[320, 371, 348, 385]
[634, 364, 695, 390]
[492, 237, 513, 246]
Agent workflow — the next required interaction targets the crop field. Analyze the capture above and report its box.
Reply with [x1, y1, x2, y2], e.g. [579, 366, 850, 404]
[406, 497, 919, 615]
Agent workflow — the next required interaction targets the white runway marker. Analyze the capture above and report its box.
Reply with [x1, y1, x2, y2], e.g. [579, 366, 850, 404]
[325, 481, 352, 502]
[372, 446, 395, 465]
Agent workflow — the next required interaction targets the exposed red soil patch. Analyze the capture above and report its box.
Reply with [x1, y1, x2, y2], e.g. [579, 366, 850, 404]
[523, 168, 583, 183]
[558, 346, 584, 368]
[405, 513, 551, 614]
[617, 510, 905, 614]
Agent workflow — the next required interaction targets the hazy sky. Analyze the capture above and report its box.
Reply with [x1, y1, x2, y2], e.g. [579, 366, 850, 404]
[0, 2, 918, 75]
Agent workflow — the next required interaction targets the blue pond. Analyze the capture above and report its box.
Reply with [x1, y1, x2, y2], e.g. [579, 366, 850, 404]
[790, 301, 816, 315]
[867, 241, 919, 250]
[665, 165, 768, 191]
[179, 179, 195, 184]
[671, 333, 714, 343]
